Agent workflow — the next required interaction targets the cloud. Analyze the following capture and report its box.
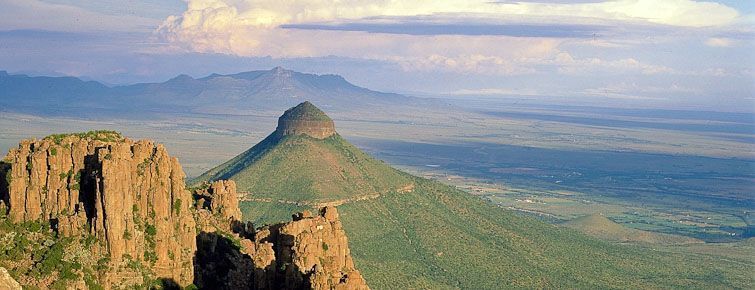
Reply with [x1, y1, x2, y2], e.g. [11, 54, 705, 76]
[281, 22, 608, 38]
[157, 0, 742, 58]
[705, 37, 737, 47]
[550, 53, 675, 75]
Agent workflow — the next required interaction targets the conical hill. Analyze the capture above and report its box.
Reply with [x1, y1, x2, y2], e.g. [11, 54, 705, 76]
[193, 101, 413, 203]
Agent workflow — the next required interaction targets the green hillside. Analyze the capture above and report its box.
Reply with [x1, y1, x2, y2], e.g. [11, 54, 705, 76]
[194, 133, 413, 203]
[240, 177, 751, 289]
[203, 103, 753, 288]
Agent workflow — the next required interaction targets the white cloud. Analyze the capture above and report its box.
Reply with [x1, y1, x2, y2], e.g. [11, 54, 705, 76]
[532, 52, 675, 75]
[705, 37, 737, 47]
[157, 0, 742, 58]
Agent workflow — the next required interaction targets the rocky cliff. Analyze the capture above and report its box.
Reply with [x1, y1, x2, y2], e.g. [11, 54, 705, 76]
[277, 207, 368, 290]
[194, 201, 369, 290]
[275, 101, 336, 139]
[0, 131, 195, 287]
[0, 131, 368, 289]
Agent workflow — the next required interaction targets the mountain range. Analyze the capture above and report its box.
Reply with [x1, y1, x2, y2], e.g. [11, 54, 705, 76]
[0, 67, 425, 117]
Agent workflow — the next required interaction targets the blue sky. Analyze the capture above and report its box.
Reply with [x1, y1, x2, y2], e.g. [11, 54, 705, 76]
[0, 0, 752, 112]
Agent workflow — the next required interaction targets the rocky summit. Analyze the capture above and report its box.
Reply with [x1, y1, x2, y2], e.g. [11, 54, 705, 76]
[275, 101, 336, 139]
[0, 131, 367, 290]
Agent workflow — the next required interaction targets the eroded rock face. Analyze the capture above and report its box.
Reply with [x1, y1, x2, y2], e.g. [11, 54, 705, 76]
[277, 206, 368, 290]
[194, 180, 242, 226]
[194, 204, 369, 290]
[275, 101, 336, 139]
[1, 132, 196, 287]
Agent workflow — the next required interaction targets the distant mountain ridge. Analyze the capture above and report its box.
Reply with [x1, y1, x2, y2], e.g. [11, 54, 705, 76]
[0, 67, 421, 117]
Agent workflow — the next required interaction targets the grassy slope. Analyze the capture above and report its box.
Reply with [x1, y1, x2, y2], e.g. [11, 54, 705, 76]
[220, 133, 751, 288]
[241, 177, 752, 289]
[195, 134, 412, 202]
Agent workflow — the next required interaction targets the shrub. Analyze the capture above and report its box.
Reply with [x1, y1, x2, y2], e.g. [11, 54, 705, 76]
[145, 224, 157, 236]
[84, 272, 104, 290]
[144, 250, 157, 264]
[172, 199, 182, 215]
[96, 257, 111, 272]
[44, 131, 123, 144]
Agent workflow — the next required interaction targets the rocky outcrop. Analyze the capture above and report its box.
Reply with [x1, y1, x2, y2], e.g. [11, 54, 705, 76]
[277, 207, 368, 290]
[0, 267, 21, 290]
[194, 205, 369, 290]
[275, 101, 336, 139]
[1, 131, 196, 287]
[1, 131, 368, 290]
[194, 180, 242, 226]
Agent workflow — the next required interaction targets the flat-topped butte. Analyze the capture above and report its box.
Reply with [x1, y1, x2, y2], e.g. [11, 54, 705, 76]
[275, 101, 336, 139]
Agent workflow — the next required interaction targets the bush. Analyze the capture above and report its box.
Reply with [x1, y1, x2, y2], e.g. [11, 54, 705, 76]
[96, 257, 111, 272]
[44, 131, 123, 144]
[172, 199, 182, 215]
[145, 224, 157, 236]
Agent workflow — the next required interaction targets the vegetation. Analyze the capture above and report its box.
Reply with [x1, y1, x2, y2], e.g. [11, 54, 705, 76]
[279, 101, 332, 121]
[173, 199, 182, 215]
[137, 158, 151, 176]
[144, 224, 158, 264]
[225, 130, 754, 289]
[195, 134, 412, 202]
[44, 130, 123, 144]
[0, 216, 84, 289]
[241, 177, 753, 289]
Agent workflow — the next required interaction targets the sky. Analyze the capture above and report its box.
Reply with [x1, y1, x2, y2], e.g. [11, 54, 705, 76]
[0, 0, 753, 112]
